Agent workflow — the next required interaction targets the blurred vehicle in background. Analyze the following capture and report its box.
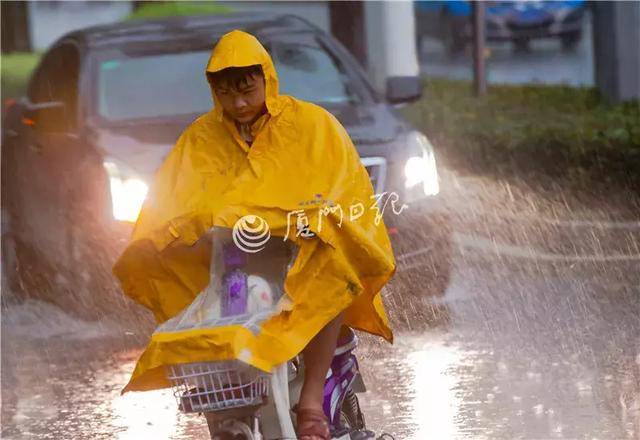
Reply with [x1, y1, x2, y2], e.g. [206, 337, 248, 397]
[1, 13, 451, 309]
[415, 0, 587, 54]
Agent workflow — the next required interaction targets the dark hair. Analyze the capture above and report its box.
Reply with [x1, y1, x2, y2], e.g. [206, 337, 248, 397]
[207, 65, 264, 90]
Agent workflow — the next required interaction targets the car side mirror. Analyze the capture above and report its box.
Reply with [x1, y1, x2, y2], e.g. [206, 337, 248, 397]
[24, 100, 69, 132]
[385, 76, 422, 104]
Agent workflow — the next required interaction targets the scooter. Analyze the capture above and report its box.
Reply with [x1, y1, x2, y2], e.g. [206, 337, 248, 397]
[164, 235, 384, 439]
[166, 332, 375, 439]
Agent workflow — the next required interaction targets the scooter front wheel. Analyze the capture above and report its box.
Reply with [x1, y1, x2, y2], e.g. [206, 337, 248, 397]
[340, 389, 366, 431]
[211, 433, 247, 440]
[207, 418, 254, 440]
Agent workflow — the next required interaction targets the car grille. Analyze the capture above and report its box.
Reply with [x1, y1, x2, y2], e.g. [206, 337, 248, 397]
[361, 157, 387, 195]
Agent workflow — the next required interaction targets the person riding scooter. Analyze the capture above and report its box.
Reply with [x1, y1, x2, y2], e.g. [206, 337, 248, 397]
[113, 30, 396, 440]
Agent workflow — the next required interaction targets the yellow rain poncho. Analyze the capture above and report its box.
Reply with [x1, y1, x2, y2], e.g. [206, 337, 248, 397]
[113, 30, 395, 393]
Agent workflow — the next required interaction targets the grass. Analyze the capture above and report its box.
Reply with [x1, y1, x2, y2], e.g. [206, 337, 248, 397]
[126, 1, 232, 20]
[1, 52, 41, 100]
[404, 79, 640, 187]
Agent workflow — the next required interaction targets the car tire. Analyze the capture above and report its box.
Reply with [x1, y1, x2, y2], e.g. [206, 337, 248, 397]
[513, 37, 531, 53]
[440, 12, 466, 55]
[1, 226, 20, 304]
[416, 32, 424, 54]
[1, 206, 61, 306]
[560, 31, 581, 52]
[62, 154, 133, 319]
[387, 207, 453, 299]
[341, 389, 366, 431]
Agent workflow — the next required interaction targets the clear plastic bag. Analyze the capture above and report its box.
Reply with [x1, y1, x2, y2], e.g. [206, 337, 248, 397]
[160, 227, 299, 413]
[156, 226, 298, 335]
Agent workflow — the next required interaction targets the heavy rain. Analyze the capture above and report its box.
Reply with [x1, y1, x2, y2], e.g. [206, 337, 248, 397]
[2, 1, 639, 439]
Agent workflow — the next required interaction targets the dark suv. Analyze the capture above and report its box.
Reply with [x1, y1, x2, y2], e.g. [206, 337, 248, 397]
[2, 13, 450, 313]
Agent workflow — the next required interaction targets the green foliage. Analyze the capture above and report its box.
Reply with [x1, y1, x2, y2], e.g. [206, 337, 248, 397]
[1, 52, 41, 100]
[126, 1, 232, 20]
[404, 79, 640, 185]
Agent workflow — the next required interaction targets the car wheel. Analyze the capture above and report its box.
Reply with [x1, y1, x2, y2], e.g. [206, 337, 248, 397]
[513, 37, 531, 53]
[65, 217, 125, 316]
[63, 159, 132, 319]
[1, 227, 20, 303]
[1, 207, 61, 306]
[341, 389, 366, 431]
[387, 208, 453, 299]
[560, 31, 581, 52]
[440, 13, 466, 55]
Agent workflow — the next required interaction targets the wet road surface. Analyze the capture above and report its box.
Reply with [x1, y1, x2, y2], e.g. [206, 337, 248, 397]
[2, 170, 639, 439]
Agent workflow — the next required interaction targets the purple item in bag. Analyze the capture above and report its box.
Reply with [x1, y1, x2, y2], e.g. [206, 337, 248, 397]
[220, 243, 249, 317]
[223, 243, 248, 269]
[221, 269, 248, 317]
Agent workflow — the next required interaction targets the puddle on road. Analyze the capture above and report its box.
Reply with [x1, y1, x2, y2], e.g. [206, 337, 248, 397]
[358, 334, 465, 439]
[1, 340, 211, 440]
[357, 331, 639, 440]
[2, 313, 638, 439]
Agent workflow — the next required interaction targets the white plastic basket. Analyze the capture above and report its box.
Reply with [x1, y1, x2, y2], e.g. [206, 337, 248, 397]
[166, 360, 270, 413]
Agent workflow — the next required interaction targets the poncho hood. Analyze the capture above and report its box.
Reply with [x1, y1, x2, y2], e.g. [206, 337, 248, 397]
[206, 29, 284, 121]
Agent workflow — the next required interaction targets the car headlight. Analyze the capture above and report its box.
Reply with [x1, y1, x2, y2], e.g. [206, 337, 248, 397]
[103, 161, 148, 223]
[404, 131, 440, 197]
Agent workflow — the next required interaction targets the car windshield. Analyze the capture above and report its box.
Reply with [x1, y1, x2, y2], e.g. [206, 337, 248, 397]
[96, 42, 359, 122]
[97, 51, 211, 122]
[269, 41, 358, 105]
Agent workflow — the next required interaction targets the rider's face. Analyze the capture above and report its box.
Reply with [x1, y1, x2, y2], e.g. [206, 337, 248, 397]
[211, 74, 266, 125]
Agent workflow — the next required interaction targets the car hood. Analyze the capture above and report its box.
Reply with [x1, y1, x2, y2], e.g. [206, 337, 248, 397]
[94, 121, 184, 180]
[94, 103, 405, 178]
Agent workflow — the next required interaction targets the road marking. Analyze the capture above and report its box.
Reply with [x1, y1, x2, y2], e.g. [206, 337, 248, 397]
[396, 244, 435, 262]
[453, 232, 640, 262]
[395, 232, 640, 271]
[468, 213, 640, 230]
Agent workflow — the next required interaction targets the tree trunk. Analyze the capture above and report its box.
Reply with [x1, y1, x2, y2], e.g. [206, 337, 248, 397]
[1, 1, 31, 53]
[329, 1, 367, 68]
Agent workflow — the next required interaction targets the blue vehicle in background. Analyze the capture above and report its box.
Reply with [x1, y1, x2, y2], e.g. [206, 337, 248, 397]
[415, 0, 587, 54]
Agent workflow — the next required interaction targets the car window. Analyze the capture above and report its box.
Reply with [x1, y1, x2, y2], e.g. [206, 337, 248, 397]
[270, 41, 359, 105]
[95, 40, 360, 123]
[97, 50, 212, 122]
